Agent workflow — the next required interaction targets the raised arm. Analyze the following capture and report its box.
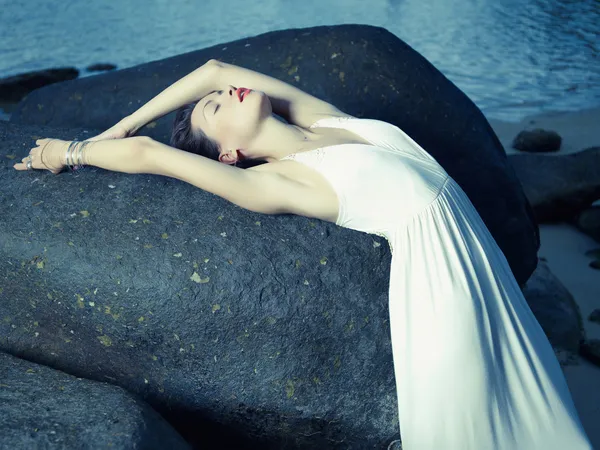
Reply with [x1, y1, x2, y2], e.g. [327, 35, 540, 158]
[211, 60, 348, 129]
[113, 60, 221, 136]
[103, 59, 348, 138]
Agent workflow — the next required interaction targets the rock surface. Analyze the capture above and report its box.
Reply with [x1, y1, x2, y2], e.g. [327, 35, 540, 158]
[0, 119, 569, 449]
[10, 24, 539, 287]
[508, 147, 600, 223]
[575, 206, 600, 243]
[0, 67, 79, 103]
[580, 339, 600, 367]
[0, 351, 190, 449]
[512, 128, 562, 153]
[521, 261, 584, 365]
[1, 120, 401, 449]
[589, 309, 600, 324]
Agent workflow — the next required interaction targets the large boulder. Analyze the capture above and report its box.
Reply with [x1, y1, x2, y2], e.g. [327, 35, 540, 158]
[0, 351, 190, 449]
[10, 24, 539, 286]
[1, 121, 400, 448]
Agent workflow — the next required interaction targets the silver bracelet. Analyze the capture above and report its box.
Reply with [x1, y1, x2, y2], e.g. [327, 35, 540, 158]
[66, 141, 79, 168]
[76, 141, 91, 168]
[71, 141, 83, 168]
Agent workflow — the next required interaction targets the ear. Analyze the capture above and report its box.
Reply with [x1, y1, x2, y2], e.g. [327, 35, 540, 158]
[218, 149, 239, 165]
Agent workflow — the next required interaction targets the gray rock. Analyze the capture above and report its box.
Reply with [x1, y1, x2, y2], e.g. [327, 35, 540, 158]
[10, 24, 539, 287]
[512, 128, 562, 153]
[580, 339, 600, 367]
[575, 206, 600, 243]
[508, 147, 600, 223]
[0, 67, 79, 103]
[521, 261, 584, 365]
[0, 351, 190, 449]
[1, 121, 401, 448]
[86, 63, 117, 72]
[589, 309, 600, 324]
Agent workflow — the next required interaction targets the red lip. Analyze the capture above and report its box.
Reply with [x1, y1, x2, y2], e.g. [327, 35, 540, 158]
[236, 87, 251, 102]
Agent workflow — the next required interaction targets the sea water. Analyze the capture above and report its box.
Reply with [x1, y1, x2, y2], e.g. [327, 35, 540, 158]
[0, 0, 598, 121]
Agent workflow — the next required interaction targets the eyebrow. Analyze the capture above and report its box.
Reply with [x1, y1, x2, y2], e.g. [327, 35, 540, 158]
[203, 100, 213, 122]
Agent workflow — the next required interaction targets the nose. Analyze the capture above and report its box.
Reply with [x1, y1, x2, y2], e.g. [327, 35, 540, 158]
[228, 85, 237, 97]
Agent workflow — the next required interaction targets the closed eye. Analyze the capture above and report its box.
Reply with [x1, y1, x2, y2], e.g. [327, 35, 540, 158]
[214, 104, 220, 114]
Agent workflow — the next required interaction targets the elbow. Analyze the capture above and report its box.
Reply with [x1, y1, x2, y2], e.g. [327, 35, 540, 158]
[129, 136, 155, 173]
[204, 59, 223, 69]
[131, 136, 154, 153]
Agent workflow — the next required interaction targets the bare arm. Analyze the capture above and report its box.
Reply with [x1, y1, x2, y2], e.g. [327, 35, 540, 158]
[111, 59, 347, 135]
[139, 139, 334, 218]
[35, 137, 333, 220]
[114, 61, 221, 135]
[212, 60, 348, 129]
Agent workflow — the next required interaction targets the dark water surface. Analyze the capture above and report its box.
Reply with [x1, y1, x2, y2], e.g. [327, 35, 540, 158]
[1, 0, 598, 121]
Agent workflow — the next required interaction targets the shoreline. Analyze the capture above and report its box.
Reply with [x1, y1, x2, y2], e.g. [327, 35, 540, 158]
[488, 106, 600, 156]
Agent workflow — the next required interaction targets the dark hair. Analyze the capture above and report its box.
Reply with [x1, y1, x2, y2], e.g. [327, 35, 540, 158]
[170, 102, 267, 169]
[170, 101, 221, 160]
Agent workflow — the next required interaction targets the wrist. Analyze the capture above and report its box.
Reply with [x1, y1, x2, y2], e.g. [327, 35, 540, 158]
[58, 140, 89, 169]
[57, 140, 71, 167]
[119, 115, 138, 135]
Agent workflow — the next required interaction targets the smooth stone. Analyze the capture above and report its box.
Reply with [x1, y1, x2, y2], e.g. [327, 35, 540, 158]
[512, 128, 562, 153]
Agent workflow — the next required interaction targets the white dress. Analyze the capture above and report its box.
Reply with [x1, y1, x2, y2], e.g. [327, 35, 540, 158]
[280, 116, 592, 450]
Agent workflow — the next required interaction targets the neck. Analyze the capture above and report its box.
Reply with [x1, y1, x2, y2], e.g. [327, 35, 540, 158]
[242, 116, 322, 163]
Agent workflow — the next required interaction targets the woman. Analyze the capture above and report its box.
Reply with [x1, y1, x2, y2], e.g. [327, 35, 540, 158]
[14, 59, 593, 450]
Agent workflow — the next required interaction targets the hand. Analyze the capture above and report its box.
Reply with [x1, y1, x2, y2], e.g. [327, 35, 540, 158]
[88, 121, 133, 141]
[13, 138, 69, 175]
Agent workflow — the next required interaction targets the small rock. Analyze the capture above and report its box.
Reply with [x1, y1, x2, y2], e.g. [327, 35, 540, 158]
[512, 128, 562, 153]
[575, 206, 600, 243]
[589, 309, 600, 324]
[86, 63, 117, 72]
[580, 339, 600, 367]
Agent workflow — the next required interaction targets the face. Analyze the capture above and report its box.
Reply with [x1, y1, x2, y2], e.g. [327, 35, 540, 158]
[190, 85, 271, 163]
